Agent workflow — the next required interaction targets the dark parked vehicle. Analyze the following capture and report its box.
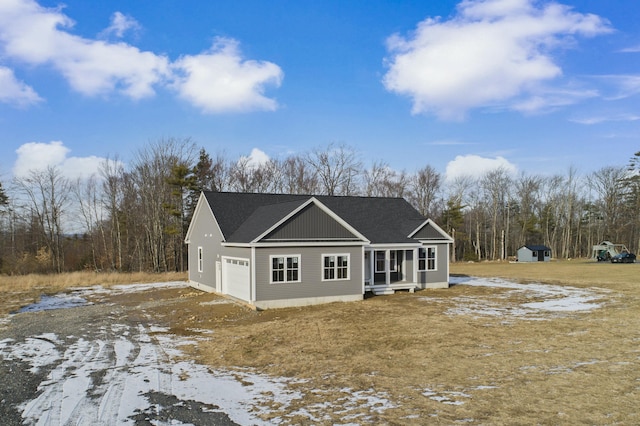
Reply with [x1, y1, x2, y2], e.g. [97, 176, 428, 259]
[611, 252, 636, 263]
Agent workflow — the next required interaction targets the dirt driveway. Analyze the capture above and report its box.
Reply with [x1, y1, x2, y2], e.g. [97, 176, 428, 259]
[1, 274, 638, 425]
[0, 283, 296, 425]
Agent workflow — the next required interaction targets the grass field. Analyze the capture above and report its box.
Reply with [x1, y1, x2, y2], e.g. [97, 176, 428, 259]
[1, 261, 639, 424]
[167, 260, 640, 424]
[0, 271, 187, 315]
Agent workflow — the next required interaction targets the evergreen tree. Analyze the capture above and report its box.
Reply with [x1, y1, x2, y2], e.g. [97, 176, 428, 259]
[0, 181, 8, 208]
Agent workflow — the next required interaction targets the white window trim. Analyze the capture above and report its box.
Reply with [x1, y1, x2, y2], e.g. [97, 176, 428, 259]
[269, 254, 301, 284]
[418, 246, 437, 272]
[389, 250, 398, 272]
[197, 246, 203, 272]
[322, 253, 350, 281]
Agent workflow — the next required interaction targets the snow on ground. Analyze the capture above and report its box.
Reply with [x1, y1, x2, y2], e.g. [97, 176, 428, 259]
[16, 281, 188, 313]
[0, 277, 613, 424]
[1, 308, 303, 425]
[440, 276, 610, 320]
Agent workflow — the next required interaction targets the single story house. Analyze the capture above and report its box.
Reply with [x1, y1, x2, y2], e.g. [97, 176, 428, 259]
[185, 191, 453, 309]
[517, 244, 552, 262]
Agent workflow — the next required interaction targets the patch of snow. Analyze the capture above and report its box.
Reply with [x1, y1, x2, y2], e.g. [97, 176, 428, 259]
[3, 324, 303, 425]
[18, 294, 90, 313]
[422, 386, 498, 407]
[74, 281, 188, 297]
[199, 299, 231, 306]
[437, 277, 609, 319]
[0, 334, 61, 374]
[15, 281, 189, 315]
[286, 387, 396, 423]
[422, 388, 472, 405]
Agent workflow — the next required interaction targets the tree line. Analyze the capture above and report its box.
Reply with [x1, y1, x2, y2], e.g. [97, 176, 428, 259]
[0, 138, 638, 274]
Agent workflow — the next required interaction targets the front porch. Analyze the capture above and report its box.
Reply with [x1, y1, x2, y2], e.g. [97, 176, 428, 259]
[364, 248, 419, 295]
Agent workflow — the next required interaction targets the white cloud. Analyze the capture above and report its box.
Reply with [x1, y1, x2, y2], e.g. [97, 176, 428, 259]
[239, 147, 271, 169]
[382, 0, 612, 120]
[14, 141, 69, 177]
[445, 154, 517, 182]
[0, 66, 42, 106]
[0, 0, 169, 99]
[599, 75, 640, 100]
[512, 87, 599, 113]
[99, 12, 141, 39]
[13, 141, 105, 180]
[570, 113, 640, 125]
[619, 45, 640, 53]
[172, 38, 283, 113]
[0, 1, 283, 111]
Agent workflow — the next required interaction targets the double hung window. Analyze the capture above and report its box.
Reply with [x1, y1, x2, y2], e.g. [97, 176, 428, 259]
[323, 254, 349, 281]
[271, 255, 300, 283]
[418, 246, 436, 271]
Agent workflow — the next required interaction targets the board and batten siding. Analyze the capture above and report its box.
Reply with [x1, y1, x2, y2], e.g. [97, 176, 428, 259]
[254, 245, 363, 301]
[413, 222, 449, 240]
[263, 203, 360, 241]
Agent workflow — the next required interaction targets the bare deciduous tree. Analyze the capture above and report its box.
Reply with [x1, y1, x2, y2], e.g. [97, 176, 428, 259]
[99, 156, 125, 271]
[13, 165, 71, 272]
[306, 143, 361, 196]
[129, 138, 197, 272]
[277, 155, 319, 195]
[408, 165, 441, 218]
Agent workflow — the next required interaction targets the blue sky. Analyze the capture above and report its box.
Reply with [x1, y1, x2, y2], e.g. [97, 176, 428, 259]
[1, 0, 639, 183]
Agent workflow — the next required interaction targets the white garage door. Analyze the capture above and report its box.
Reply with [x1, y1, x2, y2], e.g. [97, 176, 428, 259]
[222, 257, 250, 302]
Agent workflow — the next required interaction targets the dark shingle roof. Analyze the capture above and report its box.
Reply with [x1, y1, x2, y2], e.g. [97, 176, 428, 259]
[203, 191, 430, 244]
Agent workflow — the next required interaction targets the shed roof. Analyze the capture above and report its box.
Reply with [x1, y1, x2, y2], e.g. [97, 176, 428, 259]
[521, 244, 551, 252]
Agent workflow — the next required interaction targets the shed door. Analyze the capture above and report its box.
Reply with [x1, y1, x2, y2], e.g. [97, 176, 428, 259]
[222, 257, 250, 302]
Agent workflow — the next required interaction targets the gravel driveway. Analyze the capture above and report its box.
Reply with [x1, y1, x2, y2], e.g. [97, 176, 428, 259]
[0, 283, 290, 426]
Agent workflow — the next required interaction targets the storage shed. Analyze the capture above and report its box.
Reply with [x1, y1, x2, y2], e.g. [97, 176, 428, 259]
[517, 245, 551, 262]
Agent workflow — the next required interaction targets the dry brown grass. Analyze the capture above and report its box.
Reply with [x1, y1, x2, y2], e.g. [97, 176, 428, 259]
[2, 261, 639, 423]
[0, 271, 187, 315]
[451, 258, 639, 289]
[157, 260, 640, 424]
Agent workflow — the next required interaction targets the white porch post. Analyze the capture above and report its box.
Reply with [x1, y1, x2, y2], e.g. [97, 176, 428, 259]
[370, 250, 375, 285]
[385, 249, 391, 285]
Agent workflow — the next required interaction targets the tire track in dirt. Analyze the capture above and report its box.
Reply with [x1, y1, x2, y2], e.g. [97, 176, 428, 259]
[0, 286, 274, 425]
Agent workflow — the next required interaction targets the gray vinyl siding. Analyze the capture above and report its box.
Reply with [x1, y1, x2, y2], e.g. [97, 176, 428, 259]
[187, 205, 224, 289]
[220, 245, 251, 259]
[254, 245, 363, 301]
[405, 250, 414, 280]
[263, 204, 360, 241]
[416, 243, 449, 284]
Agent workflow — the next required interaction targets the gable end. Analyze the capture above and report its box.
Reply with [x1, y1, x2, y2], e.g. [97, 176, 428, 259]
[261, 203, 361, 241]
[410, 219, 454, 242]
